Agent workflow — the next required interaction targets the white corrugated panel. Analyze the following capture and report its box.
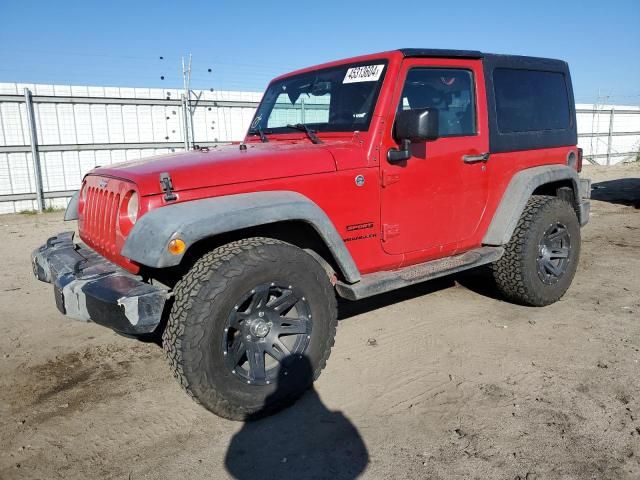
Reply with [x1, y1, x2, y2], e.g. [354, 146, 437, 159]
[0, 83, 637, 213]
[577, 103, 640, 164]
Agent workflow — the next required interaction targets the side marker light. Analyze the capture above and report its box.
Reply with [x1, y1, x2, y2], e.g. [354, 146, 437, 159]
[168, 239, 186, 255]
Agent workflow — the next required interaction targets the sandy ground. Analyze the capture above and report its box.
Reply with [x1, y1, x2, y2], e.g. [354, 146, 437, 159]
[0, 164, 639, 480]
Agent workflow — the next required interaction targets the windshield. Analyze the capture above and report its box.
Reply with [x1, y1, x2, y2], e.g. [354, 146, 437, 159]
[249, 60, 388, 135]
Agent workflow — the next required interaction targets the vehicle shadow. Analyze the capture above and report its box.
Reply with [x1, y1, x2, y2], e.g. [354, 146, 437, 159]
[224, 355, 369, 480]
[338, 268, 508, 320]
[141, 268, 503, 348]
[338, 275, 455, 320]
[453, 266, 506, 302]
[591, 178, 640, 208]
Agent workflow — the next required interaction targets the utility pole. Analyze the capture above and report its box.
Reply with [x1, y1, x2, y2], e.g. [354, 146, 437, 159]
[182, 54, 193, 150]
[181, 93, 190, 151]
[181, 53, 204, 150]
[606, 107, 615, 166]
[24, 88, 45, 212]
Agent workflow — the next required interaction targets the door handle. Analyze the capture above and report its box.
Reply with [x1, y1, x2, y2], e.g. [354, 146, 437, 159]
[462, 152, 490, 164]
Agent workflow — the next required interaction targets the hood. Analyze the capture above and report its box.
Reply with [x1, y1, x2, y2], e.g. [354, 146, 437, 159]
[89, 142, 338, 195]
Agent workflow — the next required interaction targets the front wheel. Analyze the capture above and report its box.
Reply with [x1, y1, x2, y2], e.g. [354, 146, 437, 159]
[163, 237, 338, 420]
[492, 195, 581, 306]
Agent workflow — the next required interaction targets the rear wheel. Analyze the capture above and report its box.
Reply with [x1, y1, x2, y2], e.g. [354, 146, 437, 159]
[163, 237, 337, 420]
[492, 195, 581, 306]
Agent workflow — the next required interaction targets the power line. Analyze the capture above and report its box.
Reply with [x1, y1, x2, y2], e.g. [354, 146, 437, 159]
[4, 48, 295, 71]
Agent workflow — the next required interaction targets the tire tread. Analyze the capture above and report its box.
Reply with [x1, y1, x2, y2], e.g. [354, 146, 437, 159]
[492, 195, 579, 306]
[162, 237, 337, 420]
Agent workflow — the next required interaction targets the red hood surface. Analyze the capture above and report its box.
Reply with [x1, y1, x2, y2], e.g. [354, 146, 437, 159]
[90, 142, 339, 195]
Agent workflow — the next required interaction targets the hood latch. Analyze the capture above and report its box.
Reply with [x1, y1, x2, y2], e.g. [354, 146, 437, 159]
[159, 172, 177, 202]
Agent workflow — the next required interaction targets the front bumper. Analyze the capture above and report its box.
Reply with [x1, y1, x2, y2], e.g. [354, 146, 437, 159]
[32, 232, 167, 334]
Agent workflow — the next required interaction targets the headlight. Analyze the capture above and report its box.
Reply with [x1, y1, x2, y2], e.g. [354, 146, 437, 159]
[126, 191, 139, 224]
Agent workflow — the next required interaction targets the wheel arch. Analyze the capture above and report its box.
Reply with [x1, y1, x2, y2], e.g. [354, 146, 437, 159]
[175, 221, 343, 283]
[532, 179, 581, 219]
[122, 191, 361, 284]
[483, 165, 584, 246]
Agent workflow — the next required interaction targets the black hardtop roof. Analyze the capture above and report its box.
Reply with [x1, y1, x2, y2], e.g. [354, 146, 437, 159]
[397, 49, 575, 154]
[399, 48, 483, 59]
[398, 48, 567, 67]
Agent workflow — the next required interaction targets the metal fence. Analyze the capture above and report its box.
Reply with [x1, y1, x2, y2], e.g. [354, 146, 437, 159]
[0, 82, 261, 213]
[0, 82, 639, 214]
[576, 105, 640, 166]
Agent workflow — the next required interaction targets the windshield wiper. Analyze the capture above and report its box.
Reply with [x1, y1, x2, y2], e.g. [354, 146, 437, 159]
[286, 123, 323, 144]
[248, 127, 269, 143]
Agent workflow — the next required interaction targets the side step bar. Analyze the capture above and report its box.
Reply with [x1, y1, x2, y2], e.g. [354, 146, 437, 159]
[335, 246, 504, 301]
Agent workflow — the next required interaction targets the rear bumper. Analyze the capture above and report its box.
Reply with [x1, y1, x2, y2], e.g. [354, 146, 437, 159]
[31, 232, 167, 335]
[578, 201, 590, 227]
[579, 178, 591, 227]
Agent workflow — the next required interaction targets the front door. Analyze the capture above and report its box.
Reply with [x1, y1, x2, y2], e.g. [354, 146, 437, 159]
[380, 58, 490, 256]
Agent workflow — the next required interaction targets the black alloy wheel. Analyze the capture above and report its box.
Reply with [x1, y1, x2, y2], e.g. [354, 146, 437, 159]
[223, 282, 312, 386]
[536, 222, 571, 285]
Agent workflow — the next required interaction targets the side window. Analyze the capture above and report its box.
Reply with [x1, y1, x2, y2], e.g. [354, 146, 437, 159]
[398, 68, 476, 137]
[493, 68, 570, 133]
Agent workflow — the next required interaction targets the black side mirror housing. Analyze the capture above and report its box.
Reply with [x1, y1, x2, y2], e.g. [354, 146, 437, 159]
[388, 108, 439, 163]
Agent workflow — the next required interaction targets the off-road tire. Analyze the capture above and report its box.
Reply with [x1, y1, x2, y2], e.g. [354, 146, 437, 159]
[163, 237, 338, 420]
[492, 195, 581, 306]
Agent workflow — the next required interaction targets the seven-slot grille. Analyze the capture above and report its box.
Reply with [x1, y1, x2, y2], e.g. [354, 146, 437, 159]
[80, 179, 122, 256]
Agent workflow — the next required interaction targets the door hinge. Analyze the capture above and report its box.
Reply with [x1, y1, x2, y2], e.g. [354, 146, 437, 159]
[381, 171, 400, 187]
[382, 224, 400, 242]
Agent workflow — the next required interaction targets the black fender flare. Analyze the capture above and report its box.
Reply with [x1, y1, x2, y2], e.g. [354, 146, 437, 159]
[483, 165, 586, 246]
[121, 191, 361, 283]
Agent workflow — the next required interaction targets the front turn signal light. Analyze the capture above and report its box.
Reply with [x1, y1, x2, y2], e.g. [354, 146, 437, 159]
[168, 238, 186, 255]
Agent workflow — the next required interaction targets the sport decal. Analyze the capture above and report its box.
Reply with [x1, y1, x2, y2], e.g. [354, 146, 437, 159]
[346, 222, 374, 232]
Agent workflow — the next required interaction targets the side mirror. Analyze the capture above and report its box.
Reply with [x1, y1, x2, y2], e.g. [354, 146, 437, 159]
[388, 108, 439, 163]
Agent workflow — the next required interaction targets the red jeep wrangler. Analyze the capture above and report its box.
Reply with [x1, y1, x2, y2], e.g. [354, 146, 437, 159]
[33, 49, 591, 419]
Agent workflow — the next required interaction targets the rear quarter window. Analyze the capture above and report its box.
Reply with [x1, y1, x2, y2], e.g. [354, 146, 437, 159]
[494, 68, 571, 133]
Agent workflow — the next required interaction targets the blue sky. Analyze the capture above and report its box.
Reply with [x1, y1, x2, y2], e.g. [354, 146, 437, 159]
[1, 0, 638, 104]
